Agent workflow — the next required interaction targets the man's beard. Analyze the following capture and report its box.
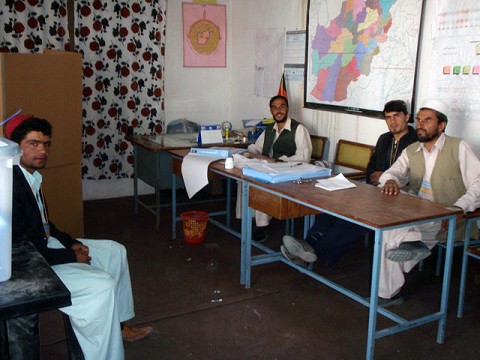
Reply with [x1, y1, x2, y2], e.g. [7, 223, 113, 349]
[417, 128, 440, 143]
[274, 114, 287, 123]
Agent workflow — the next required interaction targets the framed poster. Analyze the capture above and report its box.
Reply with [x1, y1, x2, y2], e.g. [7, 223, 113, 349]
[183, 2, 226, 67]
[304, 0, 425, 118]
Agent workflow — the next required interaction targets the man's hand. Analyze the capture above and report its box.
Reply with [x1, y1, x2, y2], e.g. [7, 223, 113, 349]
[369, 171, 383, 186]
[381, 180, 400, 196]
[71, 243, 91, 264]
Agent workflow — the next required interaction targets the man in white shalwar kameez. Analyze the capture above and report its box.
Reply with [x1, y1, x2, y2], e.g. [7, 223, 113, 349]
[6, 115, 152, 359]
[377, 99, 480, 307]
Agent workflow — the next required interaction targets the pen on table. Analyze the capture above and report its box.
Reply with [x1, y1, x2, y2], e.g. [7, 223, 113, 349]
[290, 162, 303, 167]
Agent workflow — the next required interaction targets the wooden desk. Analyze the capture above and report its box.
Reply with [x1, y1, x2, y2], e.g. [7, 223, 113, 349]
[236, 175, 459, 360]
[0, 241, 71, 359]
[169, 149, 244, 240]
[169, 149, 319, 240]
[168, 150, 461, 358]
[128, 134, 251, 229]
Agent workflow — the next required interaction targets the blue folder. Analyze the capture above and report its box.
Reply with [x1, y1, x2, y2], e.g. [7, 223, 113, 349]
[242, 165, 331, 184]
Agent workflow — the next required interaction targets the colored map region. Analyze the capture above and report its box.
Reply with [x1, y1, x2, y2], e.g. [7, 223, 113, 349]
[306, 0, 423, 114]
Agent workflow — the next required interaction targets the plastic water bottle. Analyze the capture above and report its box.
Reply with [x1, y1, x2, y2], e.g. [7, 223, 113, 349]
[0, 138, 21, 282]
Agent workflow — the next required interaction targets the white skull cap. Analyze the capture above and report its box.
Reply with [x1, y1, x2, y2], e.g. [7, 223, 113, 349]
[420, 98, 449, 117]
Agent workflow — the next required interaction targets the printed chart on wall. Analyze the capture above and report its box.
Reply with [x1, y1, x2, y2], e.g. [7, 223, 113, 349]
[183, 3, 226, 67]
[430, 0, 480, 123]
[304, 0, 424, 118]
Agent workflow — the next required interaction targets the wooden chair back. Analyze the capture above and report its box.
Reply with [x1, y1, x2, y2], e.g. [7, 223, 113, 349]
[334, 139, 375, 180]
[310, 135, 328, 161]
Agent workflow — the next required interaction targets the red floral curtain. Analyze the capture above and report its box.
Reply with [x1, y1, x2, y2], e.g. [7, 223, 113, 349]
[1, 1, 167, 181]
[76, 1, 166, 180]
[0, 0, 69, 52]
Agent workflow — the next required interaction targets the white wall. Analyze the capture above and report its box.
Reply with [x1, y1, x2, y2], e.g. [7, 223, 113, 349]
[164, 0, 389, 167]
[84, 0, 477, 200]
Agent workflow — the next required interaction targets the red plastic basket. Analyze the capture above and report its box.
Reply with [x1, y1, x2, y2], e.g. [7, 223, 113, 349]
[180, 211, 209, 245]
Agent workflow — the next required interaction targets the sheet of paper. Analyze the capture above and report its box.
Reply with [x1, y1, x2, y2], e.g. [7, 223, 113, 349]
[315, 173, 356, 191]
[182, 153, 223, 198]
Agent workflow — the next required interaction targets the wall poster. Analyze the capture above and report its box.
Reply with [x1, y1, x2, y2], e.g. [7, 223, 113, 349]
[429, 0, 480, 124]
[304, 0, 425, 118]
[183, 2, 226, 67]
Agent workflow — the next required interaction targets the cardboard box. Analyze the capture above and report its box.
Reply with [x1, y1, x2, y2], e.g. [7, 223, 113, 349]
[0, 51, 84, 237]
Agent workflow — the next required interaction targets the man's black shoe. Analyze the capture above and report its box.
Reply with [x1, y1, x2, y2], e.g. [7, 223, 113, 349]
[367, 292, 404, 308]
[252, 226, 268, 242]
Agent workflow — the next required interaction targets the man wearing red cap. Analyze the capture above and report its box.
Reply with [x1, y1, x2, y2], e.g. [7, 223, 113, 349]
[5, 115, 152, 359]
[376, 99, 480, 306]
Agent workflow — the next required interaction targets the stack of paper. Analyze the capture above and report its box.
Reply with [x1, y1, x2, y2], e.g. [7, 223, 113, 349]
[242, 162, 331, 183]
[315, 173, 356, 191]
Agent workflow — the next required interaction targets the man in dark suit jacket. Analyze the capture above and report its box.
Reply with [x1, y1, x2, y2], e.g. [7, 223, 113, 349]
[366, 100, 418, 185]
[5, 115, 152, 359]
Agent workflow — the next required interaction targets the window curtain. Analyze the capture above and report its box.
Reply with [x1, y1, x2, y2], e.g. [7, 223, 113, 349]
[1, 1, 167, 181]
[0, 1, 69, 52]
[75, 1, 167, 180]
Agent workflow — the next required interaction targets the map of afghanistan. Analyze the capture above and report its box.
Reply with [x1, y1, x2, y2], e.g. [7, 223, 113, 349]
[310, 0, 397, 102]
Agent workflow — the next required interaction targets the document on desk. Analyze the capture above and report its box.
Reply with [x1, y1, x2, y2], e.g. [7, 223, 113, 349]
[182, 153, 223, 198]
[315, 173, 356, 191]
[243, 162, 331, 183]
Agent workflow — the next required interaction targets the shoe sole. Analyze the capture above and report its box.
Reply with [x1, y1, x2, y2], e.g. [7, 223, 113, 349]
[380, 296, 404, 308]
[366, 296, 404, 308]
[386, 248, 431, 263]
[282, 235, 317, 263]
[253, 234, 268, 242]
[280, 245, 306, 267]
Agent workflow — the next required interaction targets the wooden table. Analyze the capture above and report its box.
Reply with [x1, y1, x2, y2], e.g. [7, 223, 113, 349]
[168, 149, 460, 359]
[128, 134, 251, 229]
[236, 172, 459, 360]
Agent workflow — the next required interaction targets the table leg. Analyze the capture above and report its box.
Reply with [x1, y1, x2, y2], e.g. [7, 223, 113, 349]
[5, 314, 40, 360]
[245, 206, 253, 289]
[437, 215, 456, 343]
[457, 218, 474, 318]
[155, 186, 160, 230]
[172, 173, 177, 239]
[240, 181, 249, 286]
[366, 229, 382, 360]
[226, 178, 231, 228]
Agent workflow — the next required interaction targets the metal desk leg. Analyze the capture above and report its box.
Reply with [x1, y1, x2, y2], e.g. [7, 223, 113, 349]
[366, 229, 382, 360]
[437, 216, 456, 343]
[133, 144, 138, 214]
[172, 173, 177, 239]
[155, 186, 160, 230]
[303, 215, 313, 239]
[226, 178, 231, 228]
[457, 218, 473, 318]
[240, 181, 250, 286]
[245, 206, 253, 289]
